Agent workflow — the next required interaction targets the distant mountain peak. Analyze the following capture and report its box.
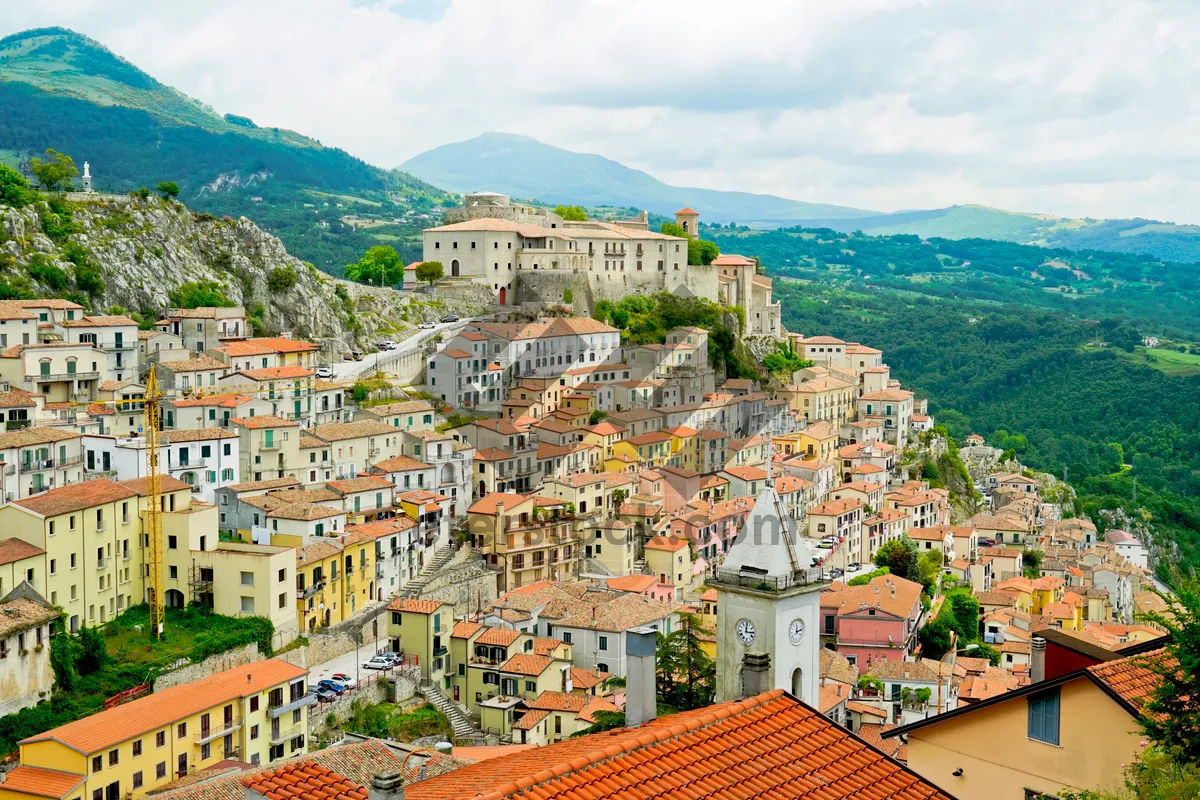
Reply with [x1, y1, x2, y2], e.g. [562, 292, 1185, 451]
[400, 132, 876, 222]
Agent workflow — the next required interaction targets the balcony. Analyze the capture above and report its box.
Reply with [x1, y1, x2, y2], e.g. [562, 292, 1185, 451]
[196, 723, 241, 746]
[20, 459, 54, 473]
[297, 580, 324, 599]
[259, 442, 282, 451]
[58, 455, 82, 468]
[268, 693, 316, 719]
[170, 459, 206, 471]
[33, 370, 100, 383]
[269, 723, 303, 747]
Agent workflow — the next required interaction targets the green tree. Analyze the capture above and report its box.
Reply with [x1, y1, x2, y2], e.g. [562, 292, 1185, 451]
[267, 265, 297, 292]
[874, 537, 921, 583]
[76, 626, 108, 676]
[415, 260, 444, 287]
[972, 642, 1001, 666]
[347, 245, 402, 286]
[1023, 549, 1044, 573]
[917, 611, 956, 660]
[563, 288, 574, 304]
[30, 149, 78, 191]
[0, 164, 35, 208]
[654, 612, 715, 711]
[661, 222, 687, 238]
[155, 181, 180, 198]
[589, 410, 607, 425]
[49, 628, 76, 692]
[169, 281, 234, 309]
[689, 238, 720, 266]
[611, 488, 626, 508]
[918, 549, 944, 593]
[1137, 576, 1200, 762]
[946, 591, 981, 641]
[554, 205, 587, 221]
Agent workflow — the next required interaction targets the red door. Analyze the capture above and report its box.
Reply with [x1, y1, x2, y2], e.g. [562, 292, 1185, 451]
[453, 685, 460, 701]
[499, 287, 507, 306]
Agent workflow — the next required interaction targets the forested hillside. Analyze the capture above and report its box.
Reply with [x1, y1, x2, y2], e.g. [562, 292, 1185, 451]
[774, 278, 1200, 575]
[0, 28, 451, 271]
[712, 226, 1200, 336]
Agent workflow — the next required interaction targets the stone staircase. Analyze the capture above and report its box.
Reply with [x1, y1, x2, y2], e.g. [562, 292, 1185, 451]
[400, 541, 460, 599]
[419, 679, 478, 739]
[578, 557, 615, 578]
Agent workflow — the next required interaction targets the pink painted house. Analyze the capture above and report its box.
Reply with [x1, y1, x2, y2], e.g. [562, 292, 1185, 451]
[820, 574, 924, 669]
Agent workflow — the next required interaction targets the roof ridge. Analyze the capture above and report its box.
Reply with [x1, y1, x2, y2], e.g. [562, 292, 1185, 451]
[473, 690, 784, 800]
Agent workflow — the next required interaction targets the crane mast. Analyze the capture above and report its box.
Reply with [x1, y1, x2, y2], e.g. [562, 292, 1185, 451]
[144, 368, 165, 640]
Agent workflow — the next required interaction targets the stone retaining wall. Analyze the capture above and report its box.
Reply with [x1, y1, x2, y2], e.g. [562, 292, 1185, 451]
[153, 643, 262, 691]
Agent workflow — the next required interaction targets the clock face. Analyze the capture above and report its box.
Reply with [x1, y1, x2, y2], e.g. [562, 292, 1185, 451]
[736, 618, 756, 645]
[789, 618, 805, 645]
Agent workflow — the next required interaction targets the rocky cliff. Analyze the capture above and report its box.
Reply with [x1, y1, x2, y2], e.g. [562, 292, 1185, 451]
[0, 193, 492, 351]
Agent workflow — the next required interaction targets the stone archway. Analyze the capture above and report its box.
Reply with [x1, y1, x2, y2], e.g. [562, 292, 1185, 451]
[165, 589, 185, 608]
[791, 667, 804, 701]
[451, 259, 460, 277]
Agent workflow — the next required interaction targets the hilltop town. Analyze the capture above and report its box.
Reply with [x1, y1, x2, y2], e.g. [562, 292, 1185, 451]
[0, 191, 1176, 800]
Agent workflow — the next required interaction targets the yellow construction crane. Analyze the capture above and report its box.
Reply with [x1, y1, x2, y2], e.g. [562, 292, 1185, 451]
[58, 371, 356, 641]
[143, 368, 165, 640]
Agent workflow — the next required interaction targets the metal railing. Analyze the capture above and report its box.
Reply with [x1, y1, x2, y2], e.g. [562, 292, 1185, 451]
[711, 566, 826, 592]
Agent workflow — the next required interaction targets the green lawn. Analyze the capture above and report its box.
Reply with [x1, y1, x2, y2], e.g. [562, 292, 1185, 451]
[1117, 346, 1200, 376]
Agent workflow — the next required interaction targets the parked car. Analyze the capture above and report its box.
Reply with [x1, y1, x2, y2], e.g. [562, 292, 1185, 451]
[311, 687, 338, 702]
[379, 650, 402, 664]
[978, 537, 996, 548]
[315, 366, 333, 379]
[345, 350, 363, 361]
[330, 673, 357, 689]
[440, 314, 459, 323]
[829, 568, 845, 579]
[811, 556, 822, 567]
[377, 340, 397, 351]
[363, 656, 392, 670]
[317, 679, 347, 694]
[418, 321, 436, 330]
[816, 541, 833, 550]
[847, 561, 862, 572]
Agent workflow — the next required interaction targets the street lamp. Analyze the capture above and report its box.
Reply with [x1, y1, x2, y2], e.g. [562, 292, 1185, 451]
[936, 638, 978, 714]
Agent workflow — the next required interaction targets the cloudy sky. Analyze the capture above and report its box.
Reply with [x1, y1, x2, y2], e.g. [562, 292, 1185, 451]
[2, 0, 1198, 221]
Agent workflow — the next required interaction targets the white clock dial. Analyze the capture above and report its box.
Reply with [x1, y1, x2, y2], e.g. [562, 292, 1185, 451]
[736, 618, 756, 645]
[788, 618, 805, 645]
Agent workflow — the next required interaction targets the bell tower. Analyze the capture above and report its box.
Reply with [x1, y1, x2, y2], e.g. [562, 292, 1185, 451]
[674, 207, 699, 238]
[711, 450, 827, 705]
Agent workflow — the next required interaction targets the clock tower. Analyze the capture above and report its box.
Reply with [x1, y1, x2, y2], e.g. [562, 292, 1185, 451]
[711, 458, 827, 706]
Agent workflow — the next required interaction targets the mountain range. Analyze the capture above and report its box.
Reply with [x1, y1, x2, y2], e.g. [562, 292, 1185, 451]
[401, 133, 1200, 263]
[5, 26, 1200, 269]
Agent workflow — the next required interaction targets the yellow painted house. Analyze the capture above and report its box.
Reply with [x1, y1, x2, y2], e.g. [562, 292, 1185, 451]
[1, 661, 309, 800]
[610, 431, 673, 468]
[644, 536, 693, 600]
[662, 426, 700, 471]
[386, 598, 450, 690]
[888, 646, 1163, 800]
[293, 531, 375, 633]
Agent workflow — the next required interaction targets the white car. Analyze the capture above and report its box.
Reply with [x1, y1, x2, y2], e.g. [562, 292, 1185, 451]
[330, 672, 357, 689]
[418, 322, 436, 330]
[315, 366, 333, 379]
[362, 656, 392, 670]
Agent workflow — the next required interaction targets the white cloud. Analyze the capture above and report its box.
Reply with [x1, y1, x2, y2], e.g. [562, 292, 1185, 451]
[2, 0, 1200, 221]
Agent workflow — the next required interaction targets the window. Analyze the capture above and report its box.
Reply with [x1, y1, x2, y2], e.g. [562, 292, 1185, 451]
[250, 696, 259, 713]
[241, 571, 254, 586]
[132, 739, 142, 757]
[251, 725, 259, 740]
[156, 731, 165, 748]
[108, 749, 118, 766]
[132, 771, 143, 789]
[1028, 690, 1060, 746]
[92, 755, 103, 773]
[156, 762, 167, 780]
[201, 743, 210, 760]
[177, 722, 186, 739]
[598, 635, 608, 651]
[241, 596, 255, 613]
[562, 632, 572, 644]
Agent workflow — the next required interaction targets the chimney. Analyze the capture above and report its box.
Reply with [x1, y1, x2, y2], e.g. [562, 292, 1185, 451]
[1031, 636, 1046, 684]
[741, 651, 771, 698]
[625, 626, 657, 727]
[369, 771, 406, 800]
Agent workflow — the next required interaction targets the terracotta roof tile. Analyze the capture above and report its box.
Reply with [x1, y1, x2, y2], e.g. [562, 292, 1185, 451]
[241, 761, 366, 800]
[527, 691, 588, 713]
[1088, 648, 1165, 713]
[21, 660, 305, 754]
[407, 690, 951, 800]
[0, 537, 46, 566]
[476, 627, 522, 647]
[0, 766, 86, 799]
[13, 479, 139, 517]
[387, 598, 445, 614]
[499, 653, 554, 676]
